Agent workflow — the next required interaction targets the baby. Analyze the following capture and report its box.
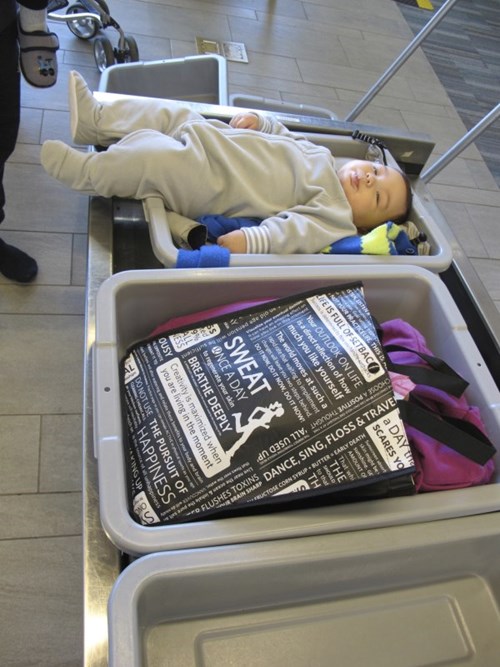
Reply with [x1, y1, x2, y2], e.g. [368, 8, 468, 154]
[41, 71, 412, 255]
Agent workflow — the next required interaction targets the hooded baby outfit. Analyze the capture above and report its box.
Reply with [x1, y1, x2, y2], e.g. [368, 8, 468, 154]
[41, 92, 357, 254]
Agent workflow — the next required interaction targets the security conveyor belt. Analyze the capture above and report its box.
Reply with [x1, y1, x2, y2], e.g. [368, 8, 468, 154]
[82, 111, 500, 666]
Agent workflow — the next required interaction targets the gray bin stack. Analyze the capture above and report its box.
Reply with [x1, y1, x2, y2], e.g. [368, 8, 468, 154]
[92, 57, 500, 666]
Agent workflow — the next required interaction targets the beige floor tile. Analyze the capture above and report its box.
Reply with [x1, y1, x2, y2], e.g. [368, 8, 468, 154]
[368, 95, 454, 121]
[466, 159, 499, 192]
[40, 109, 73, 145]
[72, 233, 89, 286]
[3, 163, 89, 235]
[228, 15, 351, 64]
[255, 9, 362, 42]
[303, 3, 411, 39]
[17, 107, 44, 145]
[40, 414, 83, 493]
[124, 34, 173, 62]
[429, 183, 500, 208]
[402, 109, 483, 160]
[0, 314, 84, 415]
[0, 285, 85, 316]
[355, 106, 408, 133]
[0, 536, 82, 667]
[470, 258, 500, 305]
[232, 50, 302, 81]
[0, 492, 82, 539]
[340, 34, 435, 82]
[0, 416, 40, 494]
[118, 0, 258, 20]
[0, 231, 74, 286]
[8, 142, 41, 164]
[119, 0, 233, 43]
[61, 45, 99, 70]
[465, 203, 500, 260]
[297, 57, 414, 100]
[435, 200, 488, 260]
[428, 157, 496, 190]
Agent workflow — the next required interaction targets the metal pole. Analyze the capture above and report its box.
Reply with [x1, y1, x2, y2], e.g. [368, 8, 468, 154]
[345, 0, 460, 122]
[421, 102, 500, 182]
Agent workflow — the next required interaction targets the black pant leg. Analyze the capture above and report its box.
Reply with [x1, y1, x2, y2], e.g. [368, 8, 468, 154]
[0, 19, 20, 224]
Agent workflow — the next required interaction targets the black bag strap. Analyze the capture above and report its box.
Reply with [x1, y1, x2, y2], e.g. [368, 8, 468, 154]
[398, 399, 496, 465]
[384, 343, 469, 397]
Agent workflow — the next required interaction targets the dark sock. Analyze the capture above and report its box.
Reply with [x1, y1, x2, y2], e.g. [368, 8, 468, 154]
[0, 238, 38, 283]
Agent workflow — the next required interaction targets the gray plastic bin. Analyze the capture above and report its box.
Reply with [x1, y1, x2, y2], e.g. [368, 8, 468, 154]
[108, 513, 500, 667]
[93, 265, 500, 556]
[229, 92, 337, 119]
[97, 61, 452, 271]
[98, 55, 228, 105]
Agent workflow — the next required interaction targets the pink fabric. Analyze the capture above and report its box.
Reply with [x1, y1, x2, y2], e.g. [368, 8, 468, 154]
[380, 319, 495, 492]
[150, 299, 273, 337]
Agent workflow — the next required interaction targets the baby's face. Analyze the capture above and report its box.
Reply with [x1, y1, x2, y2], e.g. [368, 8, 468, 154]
[337, 159, 408, 229]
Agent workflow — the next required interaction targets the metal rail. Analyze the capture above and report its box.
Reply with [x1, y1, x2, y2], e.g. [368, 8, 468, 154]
[421, 103, 500, 182]
[345, 0, 460, 122]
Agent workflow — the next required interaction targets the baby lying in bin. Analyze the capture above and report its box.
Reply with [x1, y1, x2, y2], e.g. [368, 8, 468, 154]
[41, 70, 412, 255]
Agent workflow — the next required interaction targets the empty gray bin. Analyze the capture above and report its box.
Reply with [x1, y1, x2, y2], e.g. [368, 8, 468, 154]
[229, 92, 337, 119]
[98, 55, 228, 105]
[108, 513, 500, 666]
[93, 265, 500, 555]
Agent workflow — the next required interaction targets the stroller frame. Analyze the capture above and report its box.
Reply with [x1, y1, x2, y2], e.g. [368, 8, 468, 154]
[47, 0, 139, 72]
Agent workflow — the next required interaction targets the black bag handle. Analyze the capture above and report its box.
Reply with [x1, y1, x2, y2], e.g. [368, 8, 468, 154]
[384, 343, 468, 397]
[398, 399, 496, 465]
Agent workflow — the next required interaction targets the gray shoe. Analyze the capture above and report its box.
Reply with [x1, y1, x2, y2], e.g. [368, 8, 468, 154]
[18, 18, 59, 88]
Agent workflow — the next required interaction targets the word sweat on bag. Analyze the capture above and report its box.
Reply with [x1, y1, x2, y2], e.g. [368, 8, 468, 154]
[121, 283, 415, 525]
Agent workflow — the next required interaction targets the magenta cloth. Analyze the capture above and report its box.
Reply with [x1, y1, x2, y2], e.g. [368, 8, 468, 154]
[380, 318, 495, 492]
[149, 300, 273, 337]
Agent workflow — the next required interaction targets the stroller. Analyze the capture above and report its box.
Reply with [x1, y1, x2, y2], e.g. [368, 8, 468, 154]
[47, 0, 139, 72]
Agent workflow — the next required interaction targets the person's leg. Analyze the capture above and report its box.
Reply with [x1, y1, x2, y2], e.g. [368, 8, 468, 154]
[69, 70, 205, 146]
[18, 1, 49, 31]
[0, 20, 20, 225]
[0, 18, 38, 282]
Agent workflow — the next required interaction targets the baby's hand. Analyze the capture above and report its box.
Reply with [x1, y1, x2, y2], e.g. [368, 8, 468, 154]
[229, 112, 260, 131]
[217, 229, 248, 253]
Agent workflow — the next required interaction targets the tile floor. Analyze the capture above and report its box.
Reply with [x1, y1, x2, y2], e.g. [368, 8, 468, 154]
[0, 0, 499, 664]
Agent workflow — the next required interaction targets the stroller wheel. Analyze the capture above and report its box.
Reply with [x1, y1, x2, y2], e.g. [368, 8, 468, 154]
[66, 2, 99, 39]
[120, 35, 140, 64]
[94, 35, 115, 72]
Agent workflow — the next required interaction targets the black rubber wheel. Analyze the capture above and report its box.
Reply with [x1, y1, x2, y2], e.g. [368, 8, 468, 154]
[93, 35, 115, 72]
[122, 35, 140, 63]
[66, 2, 99, 39]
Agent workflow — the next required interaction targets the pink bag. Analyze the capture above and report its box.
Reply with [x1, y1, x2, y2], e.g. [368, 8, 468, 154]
[380, 319, 495, 492]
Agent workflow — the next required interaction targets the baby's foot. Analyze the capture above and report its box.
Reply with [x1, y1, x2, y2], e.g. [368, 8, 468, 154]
[41, 140, 95, 193]
[69, 70, 102, 145]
